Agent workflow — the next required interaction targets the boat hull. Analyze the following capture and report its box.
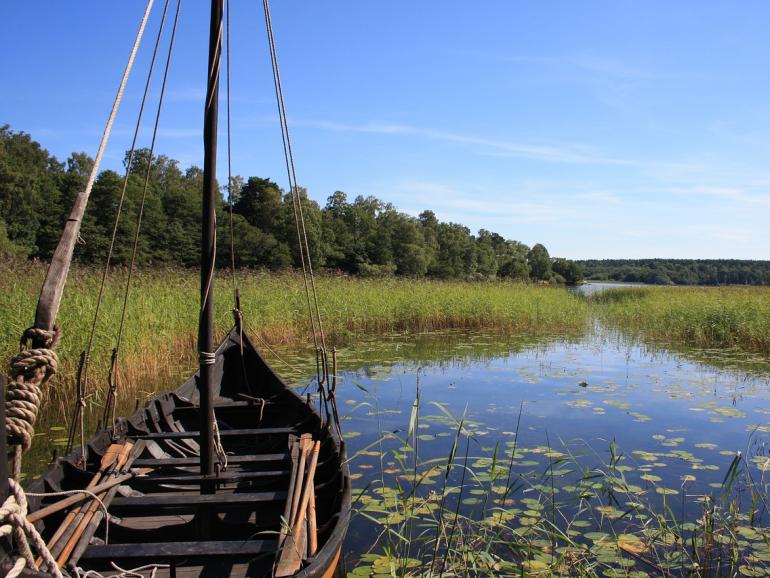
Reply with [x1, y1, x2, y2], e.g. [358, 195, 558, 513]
[20, 326, 351, 577]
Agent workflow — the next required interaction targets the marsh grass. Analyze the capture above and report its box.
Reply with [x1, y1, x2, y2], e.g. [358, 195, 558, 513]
[0, 259, 587, 413]
[592, 286, 770, 356]
[347, 392, 770, 577]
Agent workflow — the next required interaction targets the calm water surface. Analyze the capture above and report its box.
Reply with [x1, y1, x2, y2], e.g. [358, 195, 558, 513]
[245, 324, 770, 565]
[29, 316, 770, 572]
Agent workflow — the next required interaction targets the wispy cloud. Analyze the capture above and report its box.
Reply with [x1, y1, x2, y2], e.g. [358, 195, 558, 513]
[668, 185, 770, 206]
[297, 118, 631, 165]
[392, 180, 577, 225]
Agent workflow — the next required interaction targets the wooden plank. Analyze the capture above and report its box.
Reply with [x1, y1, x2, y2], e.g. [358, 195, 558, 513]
[133, 427, 295, 440]
[132, 469, 290, 485]
[110, 490, 287, 510]
[133, 452, 287, 467]
[173, 400, 276, 411]
[82, 539, 278, 560]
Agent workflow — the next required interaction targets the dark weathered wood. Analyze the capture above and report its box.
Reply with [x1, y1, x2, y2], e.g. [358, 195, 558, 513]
[134, 452, 288, 467]
[83, 539, 278, 560]
[56, 442, 138, 565]
[173, 399, 276, 411]
[35, 188, 89, 330]
[64, 442, 146, 567]
[134, 427, 295, 439]
[198, 0, 223, 492]
[110, 491, 287, 511]
[27, 471, 140, 523]
[132, 469, 290, 485]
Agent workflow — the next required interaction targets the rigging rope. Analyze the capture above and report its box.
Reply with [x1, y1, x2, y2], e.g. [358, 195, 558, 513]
[261, 0, 332, 399]
[69, 0, 173, 457]
[7, 0, 154, 481]
[105, 0, 183, 434]
[226, 0, 238, 307]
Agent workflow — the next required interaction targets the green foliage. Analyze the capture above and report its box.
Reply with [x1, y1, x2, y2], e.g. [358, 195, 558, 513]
[552, 257, 584, 285]
[0, 125, 586, 282]
[0, 261, 588, 415]
[580, 258, 770, 286]
[527, 243, 551, 281]
[593, 285, 770, 354]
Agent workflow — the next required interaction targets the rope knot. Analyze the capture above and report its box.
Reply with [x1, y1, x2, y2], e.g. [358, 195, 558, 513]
[7, 328, 61, 452]
[20, 326, 60, 350]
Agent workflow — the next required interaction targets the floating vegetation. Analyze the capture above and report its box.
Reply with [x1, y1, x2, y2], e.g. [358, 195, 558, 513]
[345, 393, 770, 577]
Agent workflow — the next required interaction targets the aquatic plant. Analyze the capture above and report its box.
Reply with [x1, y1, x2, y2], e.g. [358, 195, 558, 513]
[592, 286, 770, 356]
[345, 390, 770, 577]
[0, 260, 587, 408]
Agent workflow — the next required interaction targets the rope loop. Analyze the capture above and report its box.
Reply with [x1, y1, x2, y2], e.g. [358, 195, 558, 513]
[0, 479, 63, 578]
[7, 327, 61, 453]
[199, 351, 216, 365]
[20, 326, 60, 350]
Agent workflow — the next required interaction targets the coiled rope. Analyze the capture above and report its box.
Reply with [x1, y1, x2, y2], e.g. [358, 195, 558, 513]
[0, 479, 63, 578]
[6, 327, 60, 461]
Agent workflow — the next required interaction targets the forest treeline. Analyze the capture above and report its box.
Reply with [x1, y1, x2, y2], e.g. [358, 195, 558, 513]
[579, 259, 770, 286]
[0, 125, 583, 283]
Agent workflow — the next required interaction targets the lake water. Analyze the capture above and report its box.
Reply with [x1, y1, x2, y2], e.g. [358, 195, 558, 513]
[28, 301, 770, 575]
[569, 281, 650, 296]
[321, 326, 770, 574]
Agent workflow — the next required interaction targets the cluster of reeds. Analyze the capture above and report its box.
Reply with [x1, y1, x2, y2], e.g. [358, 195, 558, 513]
[0, 260, 587, 410]
[346, 389, 770, 577]
[591, 286, 770, 356]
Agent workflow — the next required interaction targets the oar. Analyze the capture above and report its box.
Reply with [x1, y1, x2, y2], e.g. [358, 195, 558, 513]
[56, 440, 145, 567]
[307, 474, 317, 557]
[28, 468, 151, 523]
[275, 440, 320, 576]
[39, 444, 123, 565]
[289, 434, 311, 524]
[277, 436, 300, 550]
[48, 443, 131, 558]
[292, 441, 320, 535]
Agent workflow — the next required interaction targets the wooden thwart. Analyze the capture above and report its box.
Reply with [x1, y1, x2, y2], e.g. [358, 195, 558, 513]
[133, 452, 287, 468]
[84, 539, 278, 560]
[135, 426, 295, 439]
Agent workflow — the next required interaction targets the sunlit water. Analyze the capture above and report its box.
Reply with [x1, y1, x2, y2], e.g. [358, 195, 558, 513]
[26, 289, 770, 573]
[320, 328, 770, 561]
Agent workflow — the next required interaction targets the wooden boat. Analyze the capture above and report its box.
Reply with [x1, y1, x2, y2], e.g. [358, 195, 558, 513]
[22, 326, 351, 577]
[0, 1, 351, 576]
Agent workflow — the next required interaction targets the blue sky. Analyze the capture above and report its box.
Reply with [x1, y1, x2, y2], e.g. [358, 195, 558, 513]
[3, 1, 770, 259]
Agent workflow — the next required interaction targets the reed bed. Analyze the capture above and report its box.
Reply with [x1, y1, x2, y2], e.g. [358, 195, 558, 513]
[0, 260, 588, 408]
[592, 286, 770, 355]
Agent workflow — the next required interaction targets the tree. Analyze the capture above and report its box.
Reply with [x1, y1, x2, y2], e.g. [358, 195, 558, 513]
[234, 177, 283, 235]
[527, 243, 551, 282]
[552, 258, 584, 285]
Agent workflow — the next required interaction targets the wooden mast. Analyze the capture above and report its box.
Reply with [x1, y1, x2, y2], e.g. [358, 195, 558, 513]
[199, 0, 223, 489]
